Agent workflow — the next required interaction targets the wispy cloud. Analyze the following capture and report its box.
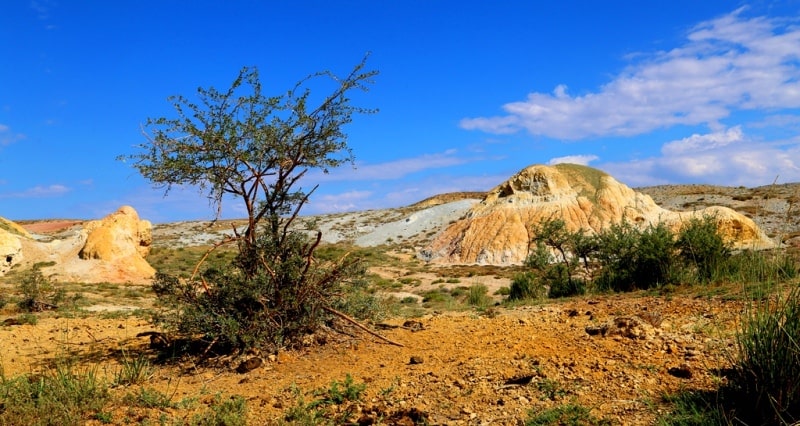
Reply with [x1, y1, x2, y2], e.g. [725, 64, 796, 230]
[30, 0, 57, 29]
[0, 184, 71, 199]
[309, 149, 474, 183]
[602, 127, 800, 187]
[548, 155, 599, 166]
[0, 124, 25, 146]
[308, 190, 373, 213]
[461, 8, 800, 140]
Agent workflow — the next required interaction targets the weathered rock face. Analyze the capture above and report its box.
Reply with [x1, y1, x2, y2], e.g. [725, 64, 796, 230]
[78, 206, 155, 280]
[0, 227, 23, 275]
[422, 164, 774, 265]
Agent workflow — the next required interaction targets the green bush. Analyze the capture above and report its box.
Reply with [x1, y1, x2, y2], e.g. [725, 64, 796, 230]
[546, 264, 586, 298]
[722, 250, 798, 285]
[152, 231, 378, 354]
[508, 272, 546, 301]
[676, 215, 730, 283]
[525, 403, 610, 425]
[594, 221, 679, 292]
[17, 267, 64, 312]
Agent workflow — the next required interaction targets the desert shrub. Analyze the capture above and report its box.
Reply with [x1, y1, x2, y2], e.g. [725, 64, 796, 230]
[528, 218, 593, 298]
[525, 241, 553, 271]
[17, 266, 64, 312]
[467, 284, 491, 308]
[675, 215, 730, 283]
[284, 375, 365, 425]
[547, 264, 586, 298]
[508, 272, 546, 301]
[495, 286, 510, 296]
[152, 231, 377, 354]
[595, 222, 678, 292]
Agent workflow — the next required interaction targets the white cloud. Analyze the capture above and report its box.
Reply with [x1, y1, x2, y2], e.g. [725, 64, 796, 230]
[461, 9, 800, 140]
[601, 128, 800, 187]
[0, 184, 71, 198]
[0, 124, 25, 146]
[661, 126, 743, 155]
[548, 154, 599, 166]
[309, 150, 473, 183]
[307, 190, 373, 213]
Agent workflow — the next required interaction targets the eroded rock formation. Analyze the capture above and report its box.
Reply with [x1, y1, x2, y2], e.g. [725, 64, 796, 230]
[0, 224, 23, 275]
[5, 206, 155, 283]
[76, 205, 155, 282]
[422, 164, 774, 265]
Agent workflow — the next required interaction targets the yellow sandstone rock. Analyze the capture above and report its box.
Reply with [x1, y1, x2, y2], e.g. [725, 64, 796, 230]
[423, 164, 774, 265]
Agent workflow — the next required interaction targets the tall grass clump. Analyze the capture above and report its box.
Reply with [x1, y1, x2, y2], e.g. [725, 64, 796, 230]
[660, 285, 800, 424]
[726, 285, 800, 424]
[0, 364, 109, 425]
[508, 272, 546, 301]
[467, 283, 491, 308]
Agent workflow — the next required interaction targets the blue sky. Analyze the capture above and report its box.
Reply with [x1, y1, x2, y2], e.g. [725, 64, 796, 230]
[3, 1, 800, 223]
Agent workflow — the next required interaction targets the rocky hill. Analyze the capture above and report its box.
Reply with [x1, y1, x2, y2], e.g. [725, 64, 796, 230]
[421, 164, 774, 265]
[4, 165, 799, 282]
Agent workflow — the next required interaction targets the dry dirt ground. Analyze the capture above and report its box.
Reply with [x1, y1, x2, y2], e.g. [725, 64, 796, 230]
[0, 289, 742, 425]
[0, 184, 798, 425]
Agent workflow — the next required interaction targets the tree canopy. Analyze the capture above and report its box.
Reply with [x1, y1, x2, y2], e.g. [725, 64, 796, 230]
[124, 56, 377, 249]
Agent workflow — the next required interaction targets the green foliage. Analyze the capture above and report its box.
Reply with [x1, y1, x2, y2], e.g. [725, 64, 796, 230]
[124, 57, 376, 251]
[127, 58, 378, 357]
[284, 375, 365, 425]
[660, 286, 800, 425]
[17, 266, 64, 312]
[315, 374, 366, 406]
[190, 394, 247, 426]
[728, 286, 800, 424]
[152, 231, 377, 353]
[657, 390, 728, 425]
[467, 283, 491, 308]
[525, 403, 611, 425]
[528, 219, 592, 298]
[0, 364, 109, 426]
[675, 216, 730, 283]
[122, 386, 175, 408]
[536, 378, 566, 401]
[721, 249, 797, 285]
[113, 350, 153, 386]
[594, 221, 678, 292]
[508, 272, 546, 301]
[546, 264, 586, 298]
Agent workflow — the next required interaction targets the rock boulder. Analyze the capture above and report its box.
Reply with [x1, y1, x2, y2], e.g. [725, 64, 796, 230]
[422, 164, 774, 265]
[78, 206, 155, 280]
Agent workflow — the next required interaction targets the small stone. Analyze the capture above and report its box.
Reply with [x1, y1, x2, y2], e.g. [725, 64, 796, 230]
[667, 365, 692, 379]
[236, 357, 263, 374]
[410, 356, 424, 365]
